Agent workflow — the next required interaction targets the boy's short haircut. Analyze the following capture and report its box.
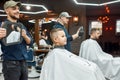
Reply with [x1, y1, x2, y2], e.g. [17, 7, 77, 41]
[50, 28, 63, 42]
[90, 28, 100, 35]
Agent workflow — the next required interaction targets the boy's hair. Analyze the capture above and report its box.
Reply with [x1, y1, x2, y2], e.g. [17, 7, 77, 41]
[50, 28, 63, 42]
[90, 28, 100, 35]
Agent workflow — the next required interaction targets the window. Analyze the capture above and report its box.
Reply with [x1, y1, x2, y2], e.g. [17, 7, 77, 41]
[116, 20, 120, 34]
[89, 21, 102, 35]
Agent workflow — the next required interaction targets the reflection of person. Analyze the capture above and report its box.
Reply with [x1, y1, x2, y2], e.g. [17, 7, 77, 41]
[39, 35, 49, 46]
[79, 28, 120, 80]
[39, 31, 51, 49]
[53, 12, 80, 51]
[0, 0, 33, 80]
[39, 28, 105, 80]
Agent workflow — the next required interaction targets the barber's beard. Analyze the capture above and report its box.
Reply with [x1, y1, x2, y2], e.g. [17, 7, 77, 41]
[10, 14, 19, 20]
[11, 15, 19, 20]
[64, 21, 68, 25]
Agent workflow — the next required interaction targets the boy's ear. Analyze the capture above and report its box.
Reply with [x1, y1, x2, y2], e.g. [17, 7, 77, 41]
[53, 37, 58, 43]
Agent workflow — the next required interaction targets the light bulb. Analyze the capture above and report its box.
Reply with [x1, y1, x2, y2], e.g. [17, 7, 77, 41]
[26, 5, 31, 10]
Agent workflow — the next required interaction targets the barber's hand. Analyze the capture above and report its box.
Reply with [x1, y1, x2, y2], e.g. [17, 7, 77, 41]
[78, 26, 84, 37]
[0, 28, 6, 39]
[76, 28, 80, 37]
[72, 28, 80, 40]
[21, 29, 31, 44]
[21, 29, 27, 38]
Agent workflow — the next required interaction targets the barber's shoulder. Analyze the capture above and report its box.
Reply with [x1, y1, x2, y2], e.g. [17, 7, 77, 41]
[1, 21, 11, 28]
[53, 23, 63, 29]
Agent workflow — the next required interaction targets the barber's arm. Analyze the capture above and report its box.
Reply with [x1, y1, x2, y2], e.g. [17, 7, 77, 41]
[22, 29, 31, 44]
[72, 28, 80, 40]
[0, 28, 6, 39]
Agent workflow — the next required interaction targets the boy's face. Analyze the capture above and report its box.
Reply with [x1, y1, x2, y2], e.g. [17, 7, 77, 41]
[92, 30, 101, 39]
[55, 30, 67, 46]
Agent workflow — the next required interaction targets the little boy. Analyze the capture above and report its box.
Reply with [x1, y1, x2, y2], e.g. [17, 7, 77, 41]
[39, 28, 105, 80]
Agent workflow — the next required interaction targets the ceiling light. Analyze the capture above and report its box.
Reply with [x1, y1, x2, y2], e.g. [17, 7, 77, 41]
[26, 5, 31, 10]
[0, 3, 48, 16]
[100, 0, 120, 6]
[73, 0, 120, 6]
[21, 3, 48, 14]
[29, 20, 36, 23]
[73, 0, 99, 6]
[0, 14, 7, 16]
[0, 10, 4, 12]
[29, 19, 53, 24]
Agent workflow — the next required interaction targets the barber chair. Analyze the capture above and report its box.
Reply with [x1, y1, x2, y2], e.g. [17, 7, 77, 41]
[27, 48, 45, 78]
[0, 54, 2, 76]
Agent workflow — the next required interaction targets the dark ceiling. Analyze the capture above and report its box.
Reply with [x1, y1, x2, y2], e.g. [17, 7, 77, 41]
[0, 0, 120, 20]
[76, 0, 117, 4]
